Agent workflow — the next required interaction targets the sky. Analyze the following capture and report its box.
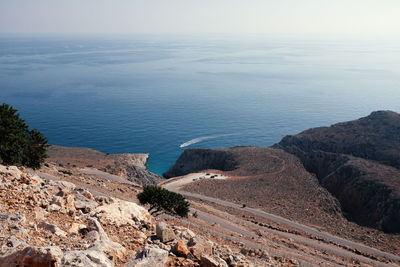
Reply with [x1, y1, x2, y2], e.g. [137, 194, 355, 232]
[1, 0, 400, 37]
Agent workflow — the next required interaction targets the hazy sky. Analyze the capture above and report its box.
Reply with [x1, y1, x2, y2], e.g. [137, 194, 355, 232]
[1, 0, 400, 36]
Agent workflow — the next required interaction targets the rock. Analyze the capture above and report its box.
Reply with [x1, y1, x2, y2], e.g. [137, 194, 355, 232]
[0, 246, 63, 267]
[156, 222, 175, 243]
[86, 218, 126, 260]
[34, 207, 48, 221]
[84, 231, 101, 243]
[0, 165, 22, 180]
[28, 174, 45, 186]
[1, 236, 28, 254]
[47, 204, 62, 212]
[174, 240, 190, 257]
[89, 239, 126, 261]
[0, 212, 26, 224]
[58, 180, 76, 191]
[38, 222, 67, 237]
[177, 228, 196, 241]
[74, 194, 99, 213]
[135, 231, 148, 242]
[65, 194, 76, 212]
[188, 236, 213, 259]
[51, 196, 65, 209]
[91, 198, 151, 226]
[127, 247, 169, 267]
[201, 255, 228, 267]
[62, 249, 113, 267]
[87, 218, 109, 241]
[68, 223, 86, 235]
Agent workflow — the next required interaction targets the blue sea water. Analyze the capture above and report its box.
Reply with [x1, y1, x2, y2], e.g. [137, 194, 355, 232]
[1, 34, 400, 175]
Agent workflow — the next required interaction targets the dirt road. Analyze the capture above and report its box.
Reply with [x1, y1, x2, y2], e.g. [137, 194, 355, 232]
[163, 172, 400, 266]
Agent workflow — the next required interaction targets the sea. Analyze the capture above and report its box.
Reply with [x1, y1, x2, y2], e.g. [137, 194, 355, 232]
[1, 34, 400, 175]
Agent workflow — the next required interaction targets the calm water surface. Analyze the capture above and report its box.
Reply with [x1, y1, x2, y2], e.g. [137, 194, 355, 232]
[1, 35, 400, 174]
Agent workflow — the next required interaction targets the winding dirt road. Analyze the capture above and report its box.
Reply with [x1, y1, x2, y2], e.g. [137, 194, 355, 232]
[163, 172, 400, 266]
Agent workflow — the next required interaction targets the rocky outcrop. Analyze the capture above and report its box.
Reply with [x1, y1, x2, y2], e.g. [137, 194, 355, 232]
[0, 164, 147, 266]
[163, 148, 237, 178]
[0, 163, 275, 266]
[47, 145, 163, 185]
[278, 110, 400, 169]
[91, 199, 151, 227]
[276, 111, 400, 233]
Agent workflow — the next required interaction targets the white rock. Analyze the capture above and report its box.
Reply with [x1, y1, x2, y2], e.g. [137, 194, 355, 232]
[156, 222, 175, 243]
[58, 180, 76, 191]
[91, 198, 151, 226]
[34, 207, 48, 221]
[201, 255, 229, 267]
[86, 218, 126, 260]
[29, 174, 45, 185]
[178, 228, 196, 241]
[0, 165, 22, 180]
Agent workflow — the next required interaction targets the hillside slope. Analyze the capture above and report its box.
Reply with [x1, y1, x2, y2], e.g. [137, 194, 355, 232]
[166, 147, 343, 230]
[47, 145, 162, 185]
[276, 111, 400, 233]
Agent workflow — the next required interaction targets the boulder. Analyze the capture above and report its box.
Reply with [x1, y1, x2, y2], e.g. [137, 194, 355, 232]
[0, 165, 22, 180]
[62, 249, 113, 267]
[27, 174, 45, 186]
[57, 181, 76, 191]
[0, 246, 63, 267]
[176, 228, 196, 241]
[127, 247, 169, 267]
[65, 194, 76, 212]
[173, 240, 190, 257]
[188, 236, 213, 259]
[201, 255, 228, 267]
[74, 194, 99, 213]
[50, 196, 65, 209]
[86, 218, 126, 260]
[156, 222, 175, 243]
[91, 199, 151, 226]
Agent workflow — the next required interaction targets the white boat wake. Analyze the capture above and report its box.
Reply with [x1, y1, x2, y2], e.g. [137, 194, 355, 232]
[179, 134, 236, 148]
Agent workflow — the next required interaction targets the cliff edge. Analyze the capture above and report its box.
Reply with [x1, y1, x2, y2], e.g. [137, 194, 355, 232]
[276, 110, 400, 233]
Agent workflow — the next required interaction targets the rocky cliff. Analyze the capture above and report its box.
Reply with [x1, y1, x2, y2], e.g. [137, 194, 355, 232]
[163, 148, 238, 178]
[278, 110, 400, 169]
[47, 145, 162, 185]
[276, 110, 400, 233]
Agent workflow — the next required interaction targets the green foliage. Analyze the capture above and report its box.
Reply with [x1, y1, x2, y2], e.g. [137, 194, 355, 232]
[137, 185, 190, 217]
[0, 103, 48, 169]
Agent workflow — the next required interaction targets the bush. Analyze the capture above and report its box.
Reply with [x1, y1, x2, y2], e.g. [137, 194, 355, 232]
[0, 103, 48, 169]
[137, 185, 190, 217]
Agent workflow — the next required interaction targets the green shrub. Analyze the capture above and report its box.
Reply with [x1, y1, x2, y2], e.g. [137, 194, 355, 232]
[0, 103, 48, 169]
[137, 185, 190, 217]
